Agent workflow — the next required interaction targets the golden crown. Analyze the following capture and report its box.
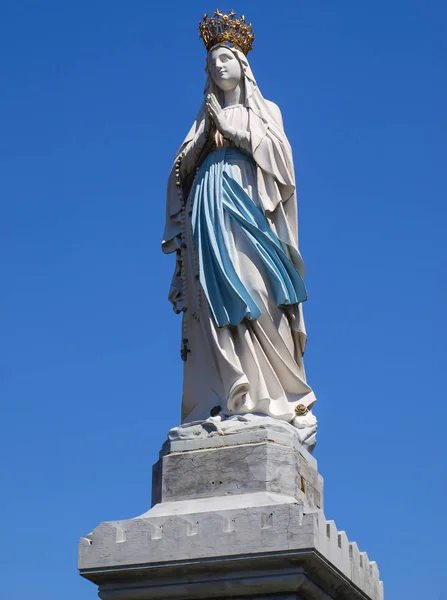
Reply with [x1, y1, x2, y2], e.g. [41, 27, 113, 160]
[199, 10, 254, 55]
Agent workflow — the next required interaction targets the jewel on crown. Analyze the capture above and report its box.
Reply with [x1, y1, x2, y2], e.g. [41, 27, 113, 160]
[199, 9, 255, 55]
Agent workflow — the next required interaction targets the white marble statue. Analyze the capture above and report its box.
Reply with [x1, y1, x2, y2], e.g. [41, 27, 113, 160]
[162, 11, 316, 439]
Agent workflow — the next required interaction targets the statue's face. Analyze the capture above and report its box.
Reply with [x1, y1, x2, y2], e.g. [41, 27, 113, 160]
[208, 46, 242, 92]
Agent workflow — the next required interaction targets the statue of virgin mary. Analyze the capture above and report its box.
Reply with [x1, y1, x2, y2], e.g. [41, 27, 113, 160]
[162, 12, 317, 432]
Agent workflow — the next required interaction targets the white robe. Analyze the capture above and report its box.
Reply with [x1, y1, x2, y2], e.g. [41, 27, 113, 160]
[162, 49, 316, 423]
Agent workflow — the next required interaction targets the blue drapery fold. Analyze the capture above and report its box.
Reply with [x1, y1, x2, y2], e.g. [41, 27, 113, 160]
[192, 148, 307, 327]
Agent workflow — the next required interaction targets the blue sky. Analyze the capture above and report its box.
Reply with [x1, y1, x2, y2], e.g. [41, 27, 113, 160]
[1, 1, 446, 598]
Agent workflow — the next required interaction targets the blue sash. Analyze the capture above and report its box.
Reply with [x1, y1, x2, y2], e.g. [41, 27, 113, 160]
[192, 147, 307, 327]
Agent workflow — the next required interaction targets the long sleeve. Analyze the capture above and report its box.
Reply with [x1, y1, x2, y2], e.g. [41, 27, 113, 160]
[223, 126, 251, 154]
[180, 127, 213, 179]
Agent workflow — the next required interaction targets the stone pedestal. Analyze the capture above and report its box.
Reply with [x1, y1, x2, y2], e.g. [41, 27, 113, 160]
[79, 421, 383, 599]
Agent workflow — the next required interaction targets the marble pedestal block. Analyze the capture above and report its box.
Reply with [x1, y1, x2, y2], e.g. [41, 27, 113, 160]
[79, 421, 383, 600]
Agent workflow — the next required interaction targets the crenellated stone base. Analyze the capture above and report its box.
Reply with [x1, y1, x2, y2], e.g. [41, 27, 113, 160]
[79, 420, 383, 600]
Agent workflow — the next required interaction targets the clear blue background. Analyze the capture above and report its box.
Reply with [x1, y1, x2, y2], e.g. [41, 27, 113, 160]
[1, 1, 446, 598]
